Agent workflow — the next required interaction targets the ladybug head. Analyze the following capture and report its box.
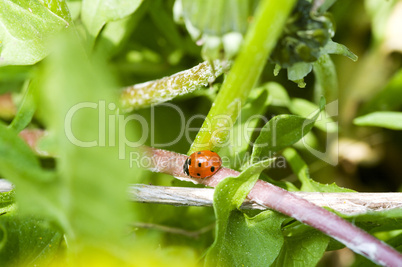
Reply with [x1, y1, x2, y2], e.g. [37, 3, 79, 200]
[183, 158, 190, 176]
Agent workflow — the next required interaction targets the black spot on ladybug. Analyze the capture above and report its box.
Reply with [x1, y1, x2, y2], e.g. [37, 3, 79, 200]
[188, 158, 191, 165]
[211, 166, 215, 172]
[198, 152, 201, 154]
[198, 162, 201, 167]
[197, 173, 201, 177]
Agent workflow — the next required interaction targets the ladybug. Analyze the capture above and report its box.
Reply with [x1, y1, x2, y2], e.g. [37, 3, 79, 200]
[183, 150, 222, 178]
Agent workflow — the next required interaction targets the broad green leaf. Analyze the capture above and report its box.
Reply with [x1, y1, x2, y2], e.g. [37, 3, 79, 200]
[354, 111, 402, 130]
[81, 0, 143, 39]
[0, 0, 69, 66]
[251, 98, 325, 161]
[205, 159, 286, 266]
[42, 0, 72, 24]
[0, 213, 63, 267]
[283, 147, 355, 193]
[272, 228, 329, 267]
[9, 81, 36, 133]
[206, 210, 286, 267]
[293, 131, 319, 151]
[38, 32, 135, 258]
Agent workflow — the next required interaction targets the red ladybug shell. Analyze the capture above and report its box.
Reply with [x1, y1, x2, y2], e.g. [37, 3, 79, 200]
[183, 150, 222, 178]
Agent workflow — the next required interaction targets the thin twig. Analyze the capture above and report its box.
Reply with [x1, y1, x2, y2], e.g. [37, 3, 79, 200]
[2, 181, 400, 216]
[130, 184, 402, 215]
[131, 222, 215, 239]
[120, 60, 227, 111]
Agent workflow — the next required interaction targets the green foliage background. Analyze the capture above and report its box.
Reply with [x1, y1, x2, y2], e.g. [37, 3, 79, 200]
[0, 0, 401, 266]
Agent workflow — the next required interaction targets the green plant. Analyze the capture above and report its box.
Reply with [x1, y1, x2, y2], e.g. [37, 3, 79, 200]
[0, 0, 401, 266]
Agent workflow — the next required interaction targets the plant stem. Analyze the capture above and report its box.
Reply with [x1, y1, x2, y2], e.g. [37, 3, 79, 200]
[129, 184, 402, 215]
[188, 0, 297, 154]
[120, 60, 226, 112]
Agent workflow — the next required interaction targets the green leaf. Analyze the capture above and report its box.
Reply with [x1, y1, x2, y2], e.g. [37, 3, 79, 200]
[251, 98, 325, 161]
[66, 1, 81, 21]
[42, 0, 72, 24]
[175, 0, 254, 60]
[293, 131, 319, 151]
[0, 123, 60, 220]
[313, 54, 338, 103]
[0, 213, 63, 267]
[81, 0, 143, 39]
[272, 228, 329, 267]
[0, 190, 15, 213]
[287, 62, 313, 88]
[265, 82, 290, 107]
[360, 68, 402, 114]
[289, 98, 337, 133]
[0, 0, 69, 66]
[345, 208, 402, 231]
[282, 147, 355, 192]
[354, 111, 402, 130]
[322, 40, 358, 61]
[149, 0, 183, 49]
[38, 32, 135, 257]
[97, 1, 147, 57]
[205, 159, 286, 266]
[0, 66, 32, 94]
[260, 173, 300, 192]
[8, 81, 36, 133]
[315, 0, 337, 14]
[0, 122, 49, 184]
